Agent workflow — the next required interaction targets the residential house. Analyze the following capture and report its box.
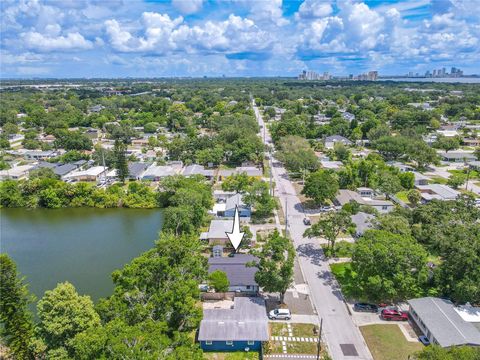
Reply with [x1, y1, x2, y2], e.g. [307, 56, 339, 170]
[213, 190, 237, 202]
[438, 150, 476, 163]
[0, 164, 35, 180]
[63, 166, 108, 182]
[24, 150, 57, 161]
[357, 187, 374, 198]
[224, 194, 251, 220]
[351, 212, 375, 238]
[334, 189, 395, 213]
[320, 160, 343, 171]
[342, 112, 355, 122]
[208, 254, 259, 293]
[415, 184, 459, 202]
[218, 166, 263, 181]
[198, 297, 269, 352]
[205, 220, 234, 245]
[463, 138, 480, 147]
[413, 172, 430, 186]
[408, 297, 480, 348]
[324, 135, 353, 150]
[387, 161, 414, 173]
[182, 164, 215, 180]
[141, 162, 183, 181]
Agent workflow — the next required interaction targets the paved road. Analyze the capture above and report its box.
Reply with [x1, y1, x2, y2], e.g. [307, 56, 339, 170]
[254, 102, 373, 360]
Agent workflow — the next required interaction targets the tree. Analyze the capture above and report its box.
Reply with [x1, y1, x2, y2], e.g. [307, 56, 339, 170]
[113, 139, 129, 182]
[407, 189, 422, 206]
[276, 135, 319, 173]
[399, 172, 414, 190]
[250, 230, 295, 303]
[304, 210, 353, 256]
[0, 255, 37, 360]
[434, 135, 460, 153]
[302, 170, 339, 205]
[447, 173, 467, 189]
[474, 147, 480, 161]
[208, 270, 229, 292]
[221, 172, 255, 193]
[37, 282, 100, 351]
[374, 214, 411, 236]
[352, 230, 428, 302]
[413, 345, 480, 360]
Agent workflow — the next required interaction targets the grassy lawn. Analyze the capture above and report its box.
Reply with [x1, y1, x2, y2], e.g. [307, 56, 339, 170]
[291, 323, 319, 338]
[270, 323, 319, 338]
[395, 191, 410, 204]
[321, 241, 354, 258]
[329, 262, 358, 300]
[203, 352, 259, 360]
[267, 341, 319, 355]
[428, 176, 448, 184]
[360, 324, 423, 360]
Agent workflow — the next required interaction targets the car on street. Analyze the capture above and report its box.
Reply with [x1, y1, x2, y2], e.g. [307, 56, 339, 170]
[353, 303, 378, 313]
[380, 309, 409, 321]
[419, 336, 430, 346]
[269, 308, 291, 320]
[303, 217, 311, 225]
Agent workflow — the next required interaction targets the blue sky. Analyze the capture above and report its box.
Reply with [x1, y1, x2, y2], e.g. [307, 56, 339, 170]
[1, 0, 479, 78]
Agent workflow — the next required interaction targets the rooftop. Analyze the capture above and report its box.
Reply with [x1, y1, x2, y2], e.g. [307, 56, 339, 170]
[208, 254, 258, 287]
[208, 219, 233, 239]
[408, 297, 480, 347]
[198, 297, 269, 341]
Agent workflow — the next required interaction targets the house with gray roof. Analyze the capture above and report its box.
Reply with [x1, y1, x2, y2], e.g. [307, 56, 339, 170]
[198, 297, 269, 352]
[415, 184, 459, 202]
[208, 254, 259, 293]
[182, 164, 214, 180]
[351, 212, 375, 238]
[218, 166, 262, 181]
[206, 220, 233, 245]
[408, 297, 480, 348]
[324, 135, 353, 149]
[334, 189, 394, 213]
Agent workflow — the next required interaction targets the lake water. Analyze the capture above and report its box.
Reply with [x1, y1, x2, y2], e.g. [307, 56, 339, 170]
[1, 208, 164, 301]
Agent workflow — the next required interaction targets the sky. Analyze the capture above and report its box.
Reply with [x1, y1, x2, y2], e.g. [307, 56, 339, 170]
[1, 0, 479, 78]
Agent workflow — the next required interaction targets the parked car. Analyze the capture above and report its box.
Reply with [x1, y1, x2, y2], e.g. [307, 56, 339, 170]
[380, 309, 408, 321]
[419, 336, 430, 346]
[320, 206, 335, 212]
[303, 217, 311, 225]
[353, 303, 378, 313]
[269, 308, 291, 320]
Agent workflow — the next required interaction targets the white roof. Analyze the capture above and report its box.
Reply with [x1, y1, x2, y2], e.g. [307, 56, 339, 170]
[0, 164, 34, 177]
[64, 166, 106, 178]
[455, 304, 480, 323]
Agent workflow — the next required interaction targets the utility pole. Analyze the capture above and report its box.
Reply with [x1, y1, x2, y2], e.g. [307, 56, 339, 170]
[316, 318, 323, 360]
[285, 197, 288, 236]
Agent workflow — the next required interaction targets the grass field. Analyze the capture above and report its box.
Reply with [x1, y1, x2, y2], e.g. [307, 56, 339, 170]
[204, 352, 259, 360]
[329, 262, 357, 300]
[360, 324, 423, 360]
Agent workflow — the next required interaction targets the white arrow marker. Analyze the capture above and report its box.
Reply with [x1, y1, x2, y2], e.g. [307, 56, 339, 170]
[226, 205, 245, 251]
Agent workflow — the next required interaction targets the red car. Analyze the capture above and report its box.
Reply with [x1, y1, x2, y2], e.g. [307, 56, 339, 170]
[381, 309, 408, 321]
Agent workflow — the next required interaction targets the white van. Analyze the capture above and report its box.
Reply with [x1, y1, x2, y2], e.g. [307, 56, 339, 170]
[269, 308, 291, 320]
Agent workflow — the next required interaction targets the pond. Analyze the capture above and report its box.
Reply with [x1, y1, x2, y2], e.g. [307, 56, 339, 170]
[1, 207, 164, 302]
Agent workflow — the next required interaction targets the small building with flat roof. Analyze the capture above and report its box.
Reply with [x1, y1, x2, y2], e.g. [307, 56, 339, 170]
[198, 297, 269, 352]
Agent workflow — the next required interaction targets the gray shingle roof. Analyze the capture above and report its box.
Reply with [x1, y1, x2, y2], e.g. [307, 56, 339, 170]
[351, 212, 374, 235]
[225, 193, 247, 211]
[198, 297, 269, 341]
[408, 297, 480, 347]
[208, 254, 258, 287]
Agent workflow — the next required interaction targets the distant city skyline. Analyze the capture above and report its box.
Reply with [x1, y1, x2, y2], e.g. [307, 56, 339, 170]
[1, 0, 479, 78]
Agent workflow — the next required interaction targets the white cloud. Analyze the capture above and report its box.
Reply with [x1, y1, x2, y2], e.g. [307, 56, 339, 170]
[21, 31, 94, 51]
[104, 12, 271, 55]
[172, 0, 203, 15]
[295, 0, 333, 19]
